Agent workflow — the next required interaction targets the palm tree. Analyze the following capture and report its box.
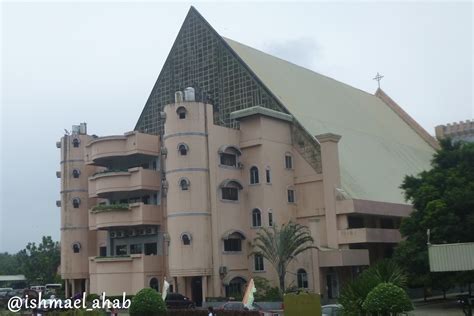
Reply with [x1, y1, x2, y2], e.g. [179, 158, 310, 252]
[250, 222, 317, 292]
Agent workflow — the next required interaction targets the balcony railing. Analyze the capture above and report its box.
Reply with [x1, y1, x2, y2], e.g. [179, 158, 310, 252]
[89, 202, 161, 229]
[88, 167, 160, 197]
[85, 132, 160, 165]
[338, 228, 401, 244]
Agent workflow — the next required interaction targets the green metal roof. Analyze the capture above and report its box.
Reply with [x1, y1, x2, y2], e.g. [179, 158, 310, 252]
[429, 243, 474, 272]
[224, 37, 435, 204]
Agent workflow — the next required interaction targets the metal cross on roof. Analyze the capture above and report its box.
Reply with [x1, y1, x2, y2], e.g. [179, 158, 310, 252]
[373, 72, 384, 88]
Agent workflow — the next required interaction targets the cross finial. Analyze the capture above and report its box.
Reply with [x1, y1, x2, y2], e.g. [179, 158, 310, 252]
[373, 72, 384, 89]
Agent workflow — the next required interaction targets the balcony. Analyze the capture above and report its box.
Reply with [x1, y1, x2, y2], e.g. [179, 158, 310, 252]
[88, 167, 160, 198]
[319, 249, 370, 267]
[338, 228, 401, 244]
[85, 132, 159, 166]
[89, 254, 162, 295]
[89, 202, 162, 230]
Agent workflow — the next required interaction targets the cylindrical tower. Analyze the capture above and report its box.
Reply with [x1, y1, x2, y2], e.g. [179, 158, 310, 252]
[163, 98, 213, 304]
[58, 124, 96, 296]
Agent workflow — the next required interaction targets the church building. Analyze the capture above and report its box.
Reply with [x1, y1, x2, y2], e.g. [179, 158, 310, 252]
[57, 7, 437, 305]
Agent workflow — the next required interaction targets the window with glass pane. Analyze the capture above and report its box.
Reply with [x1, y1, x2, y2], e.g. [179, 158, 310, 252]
[130, 244, 143, 254]
[268, 212, 273, 227]
[115, 245, 127, 256]
[220, 153, 237, 167]
[224, 238, 242, 252]
[254, 255, 264, 271]
[297, 269, 308, 288]
[222, 187, 238, 201]
[288, 189, 295, 203]
[266, 168, 271, 183]
[252, 209, 261, 227]
[285, 154, 293, 169]
[250, 166, 259, 184]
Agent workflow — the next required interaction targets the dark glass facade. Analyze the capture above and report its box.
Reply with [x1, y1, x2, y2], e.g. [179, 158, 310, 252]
[135, 7, 286, 135]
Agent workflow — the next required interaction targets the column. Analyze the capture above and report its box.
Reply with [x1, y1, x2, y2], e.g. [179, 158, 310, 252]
[315, 133, 342, 249]
[202, 276, 208, 303]
[72, 279, 76, 296]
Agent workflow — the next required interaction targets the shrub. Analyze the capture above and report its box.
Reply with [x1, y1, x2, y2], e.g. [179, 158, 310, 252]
[254, 277, 282, 301]
[339, 260, 408, 315]
[362, 282, 413, 315]
[86, 293, 100, 302]
[165, 311, 260, 316]
[129, 288, 167, 316]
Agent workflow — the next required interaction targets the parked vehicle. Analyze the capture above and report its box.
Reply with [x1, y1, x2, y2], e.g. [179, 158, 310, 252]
[0, 290, 16, 308]
[322, 304, 343, 316]
[30, 285, 46, 293]
[165, 293, 195, 309]
[217, 302, 264, 313]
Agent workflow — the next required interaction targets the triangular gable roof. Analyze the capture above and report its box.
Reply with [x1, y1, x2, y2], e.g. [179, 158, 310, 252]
[135, 6, 436, 205]
[224, 38, 436, 204]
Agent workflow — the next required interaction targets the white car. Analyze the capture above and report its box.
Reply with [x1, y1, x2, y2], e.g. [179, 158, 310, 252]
[322, 304, 343, 316]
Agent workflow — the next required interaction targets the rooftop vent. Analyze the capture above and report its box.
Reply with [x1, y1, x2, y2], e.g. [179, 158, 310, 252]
[184, 87, 195, 102]
[175, 91, 184, 103]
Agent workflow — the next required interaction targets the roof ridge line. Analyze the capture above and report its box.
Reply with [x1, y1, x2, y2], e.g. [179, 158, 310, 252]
[222, 37, 379, 100]
[375, 88, 440, 150]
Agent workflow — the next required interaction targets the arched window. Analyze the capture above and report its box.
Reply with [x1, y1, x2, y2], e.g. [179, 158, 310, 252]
[179, 178, 190, 191]
[297, 269, 308, 288]
[225, 277, 246, 298]
[72, 242, 81, 253]
[72, 198, 81, 208]
[254, 255, 264, 271]
[181, 233, 191, 245]
[285, 153, 293, 169]
[219, 179, 243, 201]
[178, 143, 188, 156]
[250, 166, 259, 184]
[252, 209, 261, 227]
[223, 231, 245, 252]
[176, 106, 187, 119]
[72, 138, 80, 148]
[149, 277, 159, 291]
[72, 169, 81, 178]
[218, 145, 242, 167]
[265, 167, 271, 183]
[268, 210, 274, 227]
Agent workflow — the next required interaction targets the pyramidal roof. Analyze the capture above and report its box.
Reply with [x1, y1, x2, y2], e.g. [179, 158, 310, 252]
[136, 7, 437, 205]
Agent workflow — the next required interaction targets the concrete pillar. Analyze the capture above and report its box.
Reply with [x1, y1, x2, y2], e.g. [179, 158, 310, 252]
[316, 133, 342, 249]
[65, 279, 69, 298]
[202, 276, 208, 303]
[85, 279, 89, 294]
[72, 279, 76, 296]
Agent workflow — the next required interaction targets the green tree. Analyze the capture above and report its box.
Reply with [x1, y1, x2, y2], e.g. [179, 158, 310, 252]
[394, 139, 474, 291]
[16, 236, 60, 284]
[129, 288, 167, 316]
[0, 252, 20, 275]
[250, 222, 316, 292]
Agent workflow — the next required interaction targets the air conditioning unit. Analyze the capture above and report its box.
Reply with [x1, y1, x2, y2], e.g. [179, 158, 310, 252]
[162, 180, 169, 190]
[219, 266, 228, 275]
[56, 141, 61, 148]
[160, 147, 168, 156]
[237, 162, 244, 169]
[56, 200, 61, 207]
[56, 171, 61, 178]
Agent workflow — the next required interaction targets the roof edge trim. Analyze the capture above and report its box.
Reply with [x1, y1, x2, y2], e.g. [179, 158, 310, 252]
[230, 106, 293, 122]
[375, 88, 440, 150]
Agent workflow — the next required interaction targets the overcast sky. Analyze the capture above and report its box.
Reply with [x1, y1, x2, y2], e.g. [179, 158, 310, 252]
[1, 1, 473, 253]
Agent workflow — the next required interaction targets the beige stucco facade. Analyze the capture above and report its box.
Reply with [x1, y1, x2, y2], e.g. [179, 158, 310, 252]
[58, 98, 416, 303]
